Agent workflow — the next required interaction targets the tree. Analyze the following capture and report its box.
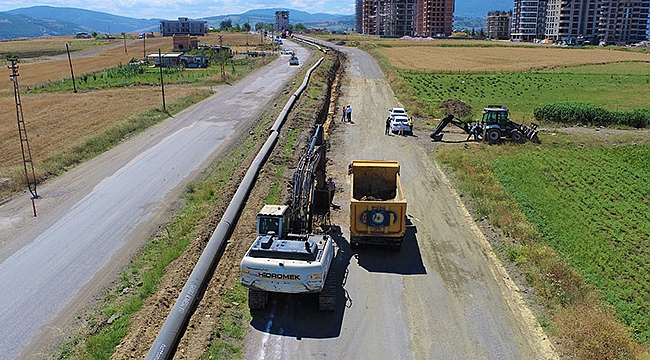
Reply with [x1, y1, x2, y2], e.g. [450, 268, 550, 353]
[220, 19, 233, 31]
[294, 23, 307, 32]
[255, 22, 264, 31]
[234, 24, 241, 32]
[243, 22, 251, 32]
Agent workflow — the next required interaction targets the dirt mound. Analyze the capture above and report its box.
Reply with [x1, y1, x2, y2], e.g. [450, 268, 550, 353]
[441, 99, 472, 119]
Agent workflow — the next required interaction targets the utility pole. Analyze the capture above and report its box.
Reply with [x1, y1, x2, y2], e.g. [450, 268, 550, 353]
[123, 32, 127, 54]
[143, 35, 146, 60]
[65, 43, 77, 93]
[158, 49, 166, 112]
[219, 35, 225, 81]
[7, 57, 39, 216]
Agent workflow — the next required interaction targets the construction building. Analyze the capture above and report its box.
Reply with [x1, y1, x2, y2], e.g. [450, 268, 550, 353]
[414, 0, 454, 37]
[275, 11, 290, 32]
[359, 0, 452, 37]
[160, 17, 207, 37]
[361, 0, 415, 36]
[487, 11, 512, 39]
[356, 0, 364, 33]
[172, 34, 200, 51]
[511, 0, 548, 41]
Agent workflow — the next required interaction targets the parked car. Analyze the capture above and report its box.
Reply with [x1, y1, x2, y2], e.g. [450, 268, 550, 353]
[289, 56, 299, 66]
[390, 115, 412, 135]
[389, 107, 408, 117]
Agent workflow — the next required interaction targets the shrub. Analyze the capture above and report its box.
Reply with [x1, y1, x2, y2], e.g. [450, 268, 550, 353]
[534, 102, 650, 128]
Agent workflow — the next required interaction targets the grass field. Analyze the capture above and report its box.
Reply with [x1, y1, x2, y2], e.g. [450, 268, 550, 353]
[495, 144, 650, 343]
[402, 69, 650, 120]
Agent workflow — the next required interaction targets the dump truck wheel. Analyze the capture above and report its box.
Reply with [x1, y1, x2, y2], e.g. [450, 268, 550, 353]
[511, 130, 523, 143]
[487, 129, 501, 143]
[248, 289, 268, 310]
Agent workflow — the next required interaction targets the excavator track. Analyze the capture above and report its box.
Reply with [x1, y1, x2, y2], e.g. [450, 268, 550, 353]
[318, 266, 337, 311]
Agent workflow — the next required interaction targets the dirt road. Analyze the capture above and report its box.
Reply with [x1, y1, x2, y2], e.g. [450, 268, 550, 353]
[244, 46, 558, 359]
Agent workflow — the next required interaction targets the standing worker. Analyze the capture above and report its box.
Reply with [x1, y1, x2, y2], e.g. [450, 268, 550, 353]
[326, 176, 336, 206]
[341, 106, 347, 122]
[346, 105, 352, 122]
[385, 117, 391, 135]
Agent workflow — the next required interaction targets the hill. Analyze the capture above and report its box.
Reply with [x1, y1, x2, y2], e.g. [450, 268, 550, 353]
[455, 0, 513, 17]
[6, 6, 160, 35]
[0, 12, 90, 39]
[203, 8, 355, 32]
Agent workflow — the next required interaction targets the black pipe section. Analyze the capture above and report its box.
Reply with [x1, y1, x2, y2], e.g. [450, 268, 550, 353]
[146, 51, 328, 360]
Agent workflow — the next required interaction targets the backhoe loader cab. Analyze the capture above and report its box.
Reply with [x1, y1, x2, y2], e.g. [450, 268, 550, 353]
[481, 107, 528, 143]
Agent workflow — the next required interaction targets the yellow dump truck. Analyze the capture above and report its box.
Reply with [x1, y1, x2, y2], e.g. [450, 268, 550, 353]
[349, 160, 407, 250]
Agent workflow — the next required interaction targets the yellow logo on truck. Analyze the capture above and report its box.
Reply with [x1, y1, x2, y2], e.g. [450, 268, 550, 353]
[360, 209, 396, 228]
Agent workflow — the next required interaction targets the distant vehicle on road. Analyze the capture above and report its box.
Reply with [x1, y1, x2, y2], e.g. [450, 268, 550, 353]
[389, 107, 408, 117]
[281, 49, 293, 55]
[289, 56, 299, 66]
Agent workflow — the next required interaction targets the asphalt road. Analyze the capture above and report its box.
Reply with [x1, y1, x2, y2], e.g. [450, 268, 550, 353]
[0, 40, 311, 360]
[244, 43, 558, 360]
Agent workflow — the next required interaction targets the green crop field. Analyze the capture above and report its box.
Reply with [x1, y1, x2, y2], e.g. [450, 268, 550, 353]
[401, 65, 650, 121]
[494, 144, 650, 343]
[25, 58, 264, 93]
[391, 54, 650, 356]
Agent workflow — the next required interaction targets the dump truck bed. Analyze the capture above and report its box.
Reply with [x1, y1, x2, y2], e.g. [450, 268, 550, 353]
[349, 160, 407, 249]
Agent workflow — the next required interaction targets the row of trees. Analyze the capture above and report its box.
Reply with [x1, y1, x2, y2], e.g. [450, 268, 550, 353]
[214, 20, 307, 33]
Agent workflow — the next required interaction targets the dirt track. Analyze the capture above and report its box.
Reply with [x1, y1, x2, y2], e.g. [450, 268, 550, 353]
[26, 41, 561, 358]
[241, 45, 558, 359]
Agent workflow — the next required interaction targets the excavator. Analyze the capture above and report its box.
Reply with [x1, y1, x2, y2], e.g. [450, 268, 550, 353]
[240, 125, 337, 311]
[430, 106, 539, 143]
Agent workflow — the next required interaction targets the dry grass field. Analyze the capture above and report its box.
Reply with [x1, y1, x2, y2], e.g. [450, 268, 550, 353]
[0, 86, 199, 169]
[378, 46, 650, 72]
[0, 33, 271, 195]
[0, 33, 275, 96]
[0, 37, 173, 96]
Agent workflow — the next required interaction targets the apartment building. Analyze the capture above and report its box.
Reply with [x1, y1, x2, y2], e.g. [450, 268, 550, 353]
[545, 0, 600, 44]
[487, 11, 513, 39]
[523, 0, 648, 44]
[511, 0, 548, 41]
[359, 0, 453, 37]
[275, 11, 290, 32]
[598, 0, 649, 44]
[160, 17, 207, 37]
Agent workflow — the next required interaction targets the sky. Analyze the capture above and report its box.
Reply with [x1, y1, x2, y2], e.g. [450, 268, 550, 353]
[0, 0, 356, 19]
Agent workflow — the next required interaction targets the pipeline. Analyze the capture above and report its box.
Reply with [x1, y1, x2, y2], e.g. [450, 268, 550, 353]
[146, 51, 328, 360]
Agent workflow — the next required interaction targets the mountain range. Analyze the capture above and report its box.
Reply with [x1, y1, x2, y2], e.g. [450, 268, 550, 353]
[0, 5, 501, 40]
